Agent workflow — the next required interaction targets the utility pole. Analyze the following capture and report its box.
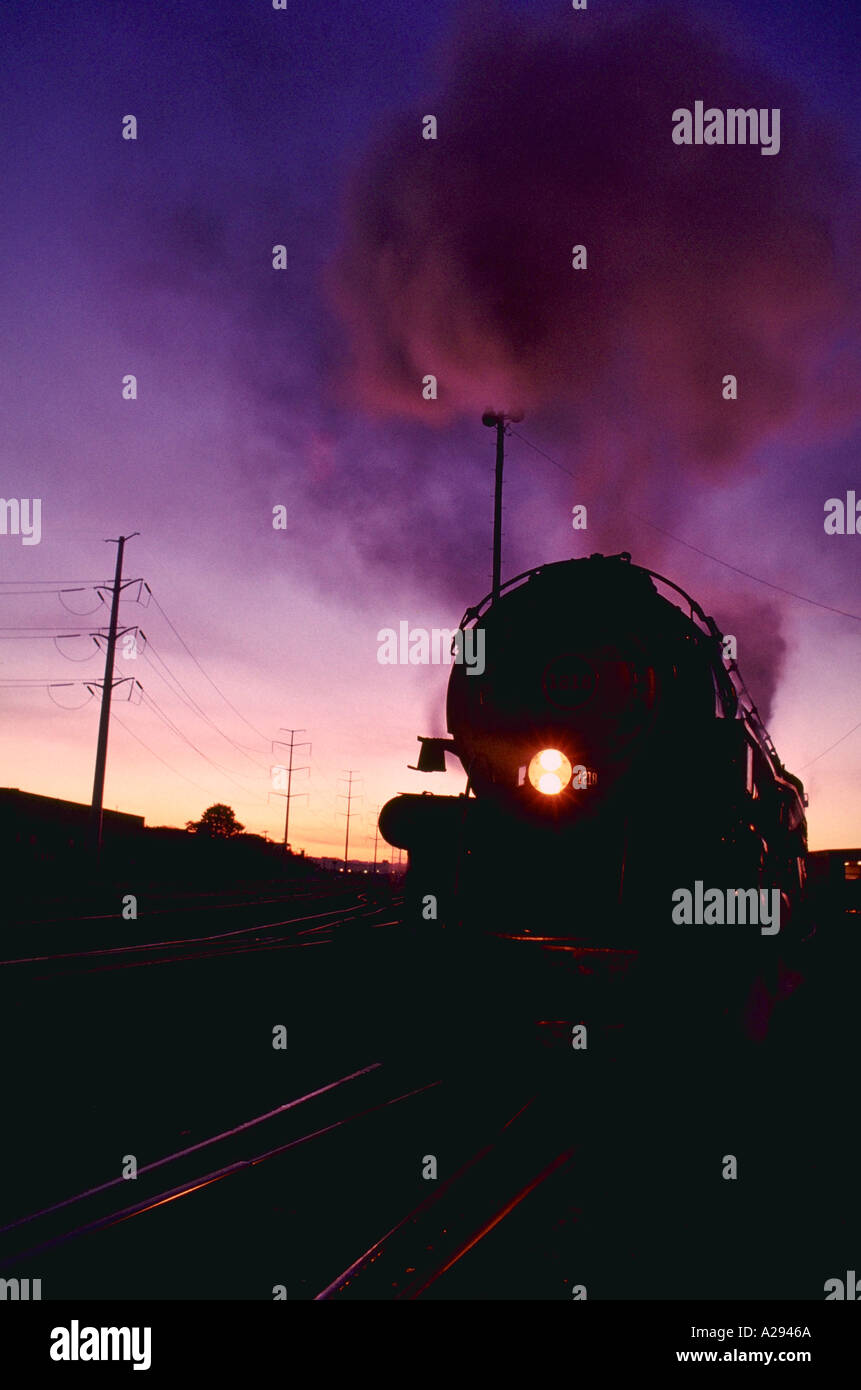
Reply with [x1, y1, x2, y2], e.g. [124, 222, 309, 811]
[372, 806, 381, 874]
[272, 728, 311, 852]
[338, 771, 361, 872]
[90, 532, 139, 853]
[482, 411, 523, 605]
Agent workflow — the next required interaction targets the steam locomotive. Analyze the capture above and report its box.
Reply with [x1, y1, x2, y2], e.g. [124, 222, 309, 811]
[379, 552, 809, 1046]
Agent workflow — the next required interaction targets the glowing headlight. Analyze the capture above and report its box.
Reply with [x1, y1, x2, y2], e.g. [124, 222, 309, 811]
[527, 748, 572, 795]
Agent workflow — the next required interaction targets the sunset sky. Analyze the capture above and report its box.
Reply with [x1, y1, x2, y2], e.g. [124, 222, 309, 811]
[1, 0, 859, 857]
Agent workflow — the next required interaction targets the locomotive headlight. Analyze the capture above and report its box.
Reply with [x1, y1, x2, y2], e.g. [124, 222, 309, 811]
[527, 748, 572, 795]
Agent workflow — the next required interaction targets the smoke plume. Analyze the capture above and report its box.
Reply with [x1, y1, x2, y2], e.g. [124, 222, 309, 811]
[331, 2, 857, 469]
[327, 0, 859, 722]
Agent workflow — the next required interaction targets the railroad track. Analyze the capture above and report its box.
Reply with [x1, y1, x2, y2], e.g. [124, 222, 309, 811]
[0, 1062, 439, 1277]
[0, 1027, 842, 1299]
[3, 894, 848, 1299]
[1, 1025, 585, 1300]
[0, 890, 403, 978]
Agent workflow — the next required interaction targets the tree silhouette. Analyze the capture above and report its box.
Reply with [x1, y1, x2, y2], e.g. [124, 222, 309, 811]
[185, 803, 245, 838]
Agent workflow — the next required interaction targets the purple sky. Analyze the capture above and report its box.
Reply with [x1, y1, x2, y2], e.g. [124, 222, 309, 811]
[1, 0, 859, 856]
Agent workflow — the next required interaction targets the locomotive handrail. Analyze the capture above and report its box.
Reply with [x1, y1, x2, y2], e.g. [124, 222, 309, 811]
[459, 552, 735, 700]
[460, 553, 718, 642]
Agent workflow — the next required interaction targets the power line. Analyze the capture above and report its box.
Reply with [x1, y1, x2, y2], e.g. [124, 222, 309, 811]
[508, 426, 861, 776]
[136, 640, 270, 772]
[53, 633, 102, 663]
[508, 428, 861, 622]
[309, 756, 339, 795]
[798, 719, 861, 770]
[0, 565, 275, 809]
[47, 684, 96, 711]
[0, 575, 276, 759]
[112, 712, 222, 798]
[140, 687, 264, 788]
[0, 679, 96, 710]
[0, 585, 102, 605]
[0, 678, 93, 687]
[625, 517, 861, 622]
[0, 577, 109, 586]
[138, 688, 270, 804]
[146, 590, 272, 745]
[0, 630, 102, 664]
[0, 581, 106, 614]
[59, 588, 107, 616]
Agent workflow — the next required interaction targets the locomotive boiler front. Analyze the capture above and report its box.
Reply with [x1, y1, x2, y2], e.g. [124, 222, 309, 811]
[380, 551, 808, 1050]
[446, 553, 724, 816]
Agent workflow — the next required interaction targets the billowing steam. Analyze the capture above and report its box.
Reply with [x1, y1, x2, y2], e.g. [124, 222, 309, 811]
[331, 2, 857, 469]
[328, 1, 859, 723]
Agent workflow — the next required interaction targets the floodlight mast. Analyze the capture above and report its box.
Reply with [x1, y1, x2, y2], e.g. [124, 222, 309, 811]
[482, 411, 523, 606]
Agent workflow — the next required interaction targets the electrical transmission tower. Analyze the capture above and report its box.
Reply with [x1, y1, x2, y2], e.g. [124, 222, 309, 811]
[338, 770, 362, 872]
[271, 728, 311, 852]
[89, 532, 139, 852]
[372, 805, 381, 874]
